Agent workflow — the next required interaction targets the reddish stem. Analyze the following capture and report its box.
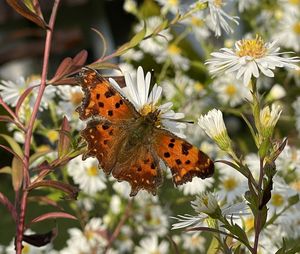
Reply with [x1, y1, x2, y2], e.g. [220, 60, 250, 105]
[15, 1, 60, 253]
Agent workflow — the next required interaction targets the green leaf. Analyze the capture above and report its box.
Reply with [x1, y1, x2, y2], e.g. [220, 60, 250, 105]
[288, 194, 299, 206]
[114, 25, 146, 57]
[29, 149, 52, 164]
[87, 62, 121, 71]
[58, 116, 71, 158]
[0, 134, 23, 158]
[11, 156, 23, 191]
[207, 236, 220, 254]
[0, 166, 11, 174]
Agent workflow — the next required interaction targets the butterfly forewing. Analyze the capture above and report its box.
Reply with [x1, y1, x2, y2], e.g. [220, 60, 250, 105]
[153, 129, 214, 185]
[76, 68, 138, 122]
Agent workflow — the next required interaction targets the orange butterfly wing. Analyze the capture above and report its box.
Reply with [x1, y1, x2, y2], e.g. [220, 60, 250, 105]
[112, 146, 163, 196]
[80, 119, 125, 174]
[76, 68, 138, 122]
[153, 129, 214, 185]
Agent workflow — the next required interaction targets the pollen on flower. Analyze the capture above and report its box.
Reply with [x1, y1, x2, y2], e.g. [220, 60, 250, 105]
[70, 91, 84, 106]
[168, 44, 181, 55]
[140, 104, 156, 116]
[47, 130, 59, 143]
[245, 217, 254, 232]
[87, 165, 98, 176]
[236, 35, 267, 58]
[271, 193, 284, 207]
[293, 22, 300, 35]
[191, 17, 204, 27]
[168, 0, 178, 6]
[213, 0, 223, 8]
[225, 84, 237, 96]
[223, 178, 237, 191]
[288, 0, 300, 5]
[194, 82, 204, 92]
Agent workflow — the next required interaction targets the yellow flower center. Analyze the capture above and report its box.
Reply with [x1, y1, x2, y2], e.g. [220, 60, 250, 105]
[47, 130, 59, 143]
[288, 0, 300, 5]
[140, 104, 155, 116]
[70, 91, 84, 106]
[236, 35, 267, 59]
[168, 44, 181, 55]
[202, 196, 209, 207]
[168, 0, 178, 6]
[245, 217, 254, 232]
[191, 235, 203, 245]
[291, 181, 300, 191]
[213, 0, 223, 8]
[22, 244, 30, 254]
[191, 17, 204, 27]
[36, 145, 51, 152]
[293, 22, 300, 35]
[87, 165, 98, 176]
[271, 193, 284, 207]
[225, 84, 237, 96]
[223, 177, 238, 191]
[194, 81, 204, 92]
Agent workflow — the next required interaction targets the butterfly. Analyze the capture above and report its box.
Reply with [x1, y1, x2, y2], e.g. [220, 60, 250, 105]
[76, 68, 214, 196]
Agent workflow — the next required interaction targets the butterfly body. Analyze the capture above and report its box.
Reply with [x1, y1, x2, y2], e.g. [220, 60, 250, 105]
[77, 68, 214, 196]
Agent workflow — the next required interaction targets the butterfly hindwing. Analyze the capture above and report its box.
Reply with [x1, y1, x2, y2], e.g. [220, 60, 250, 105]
[112, 146, 163, 196]
[153, 129, 214, 186]
[76, 68, 138, 122]
[81, 119, 126, 174]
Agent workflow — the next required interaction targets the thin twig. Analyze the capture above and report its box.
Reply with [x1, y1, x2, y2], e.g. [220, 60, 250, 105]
[15, 1, 60, 253]
[104, 199, 133, 254]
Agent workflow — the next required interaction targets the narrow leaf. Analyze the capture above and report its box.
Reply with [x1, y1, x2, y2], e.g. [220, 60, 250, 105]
[29, 149, 52, 164]
[0, 191, 17, 221]
[30, 212, 77, 224]
[0, 134, 23, 157]
[6, 0, 47, 29]
[15, 85, 39, 116]
[11, 156, 24, 191]
[0, 166, 11, 174]
[23, 228, 57, 247]
[28, 196, 64, 210]
[87, 62, 121, 71]
[58, 116, 71, 158]
[53, 57, 72, 80]
[28, 180, 78, 200]
[0, 144, 23, 163]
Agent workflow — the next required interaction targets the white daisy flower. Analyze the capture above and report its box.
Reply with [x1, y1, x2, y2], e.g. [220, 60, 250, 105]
[182, 12, 211, 40]
[61, 217, 107, 254]
[172, 193, 248, 229]
[259, 103, 282, 137]
[156, 0, 182, 14]
[134, 17, 173, 56]
[206, 36, 300, 86]
[276, 144, 300, 173]
[155, 43, 190, 71]
[272, 13, 300, 52]
[67, 156, 106, 195]
[195, 0, 239, 37]
[198, 109, 232, 152]
[216, 158, 248, 203]
[109, 66, 187, 137]
[266, 84, 286, 101]
[235, 0, 258, 13]
[134, 235, 169, 254]
[211, 73, 252, 106]
[182, 232, 206, 252]
[135, 203, 169, 236]
[0, 76, 55, 109]
[268, 176, 297, 215]
[179, 177, 214, 195]
[192, 191, 220, 215]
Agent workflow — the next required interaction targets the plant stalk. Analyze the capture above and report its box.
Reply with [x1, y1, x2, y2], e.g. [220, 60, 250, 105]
[15, 1, 60, 253]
